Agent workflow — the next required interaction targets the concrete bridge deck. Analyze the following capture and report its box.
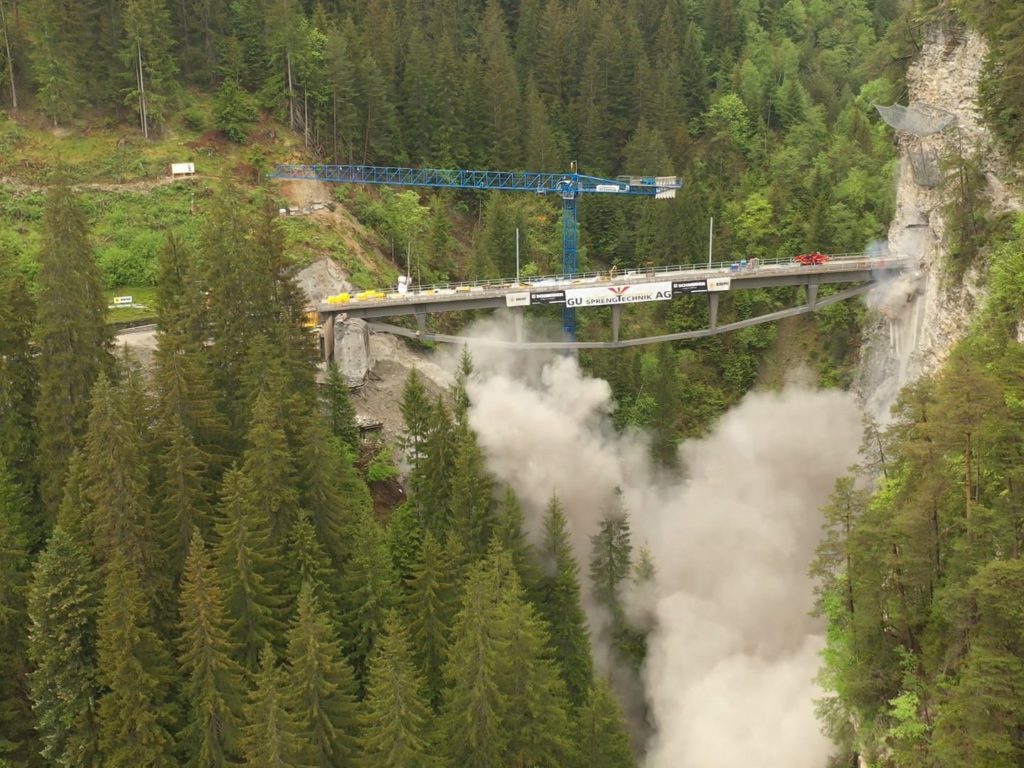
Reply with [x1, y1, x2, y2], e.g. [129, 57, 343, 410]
[316, 253, 911, 320]
[317, 252, 914, 358]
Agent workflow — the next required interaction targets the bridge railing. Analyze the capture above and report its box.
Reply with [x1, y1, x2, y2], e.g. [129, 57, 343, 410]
[318, 252, 912, 308]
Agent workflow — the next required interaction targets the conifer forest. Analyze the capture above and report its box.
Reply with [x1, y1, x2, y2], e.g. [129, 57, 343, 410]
[2, 0, 1024, 766]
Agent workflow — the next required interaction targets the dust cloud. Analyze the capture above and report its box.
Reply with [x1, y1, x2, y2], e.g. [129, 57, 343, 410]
[462, 319, 863, 767]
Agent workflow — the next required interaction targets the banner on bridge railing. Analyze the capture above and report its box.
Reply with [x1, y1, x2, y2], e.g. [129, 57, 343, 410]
[505, 292, 531, 307]
[671, 280, 707, 295]
[529, 290, 566, 305]
[565, 282, 673, 307]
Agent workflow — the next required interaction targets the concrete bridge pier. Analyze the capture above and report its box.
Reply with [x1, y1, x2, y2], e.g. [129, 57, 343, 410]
[513, 307, 525, 342]
[708, 292, 720, 331]
[321, 313, 335, 362]
[333, 316, 372, 386]
[806, 283, 819, 308]
[611, 305, 621, 343]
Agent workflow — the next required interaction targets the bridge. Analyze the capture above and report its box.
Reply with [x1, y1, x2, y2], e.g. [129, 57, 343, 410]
[316, 253, 912, 358]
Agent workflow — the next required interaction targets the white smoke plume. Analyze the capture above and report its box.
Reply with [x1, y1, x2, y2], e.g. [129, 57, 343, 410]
[462, 321, 863, 767]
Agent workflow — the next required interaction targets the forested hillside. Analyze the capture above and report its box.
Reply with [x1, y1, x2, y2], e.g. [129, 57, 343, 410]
[1, 0, 916, 441]
[5, 0, 1024, 767]
[0, 179, 645, 767]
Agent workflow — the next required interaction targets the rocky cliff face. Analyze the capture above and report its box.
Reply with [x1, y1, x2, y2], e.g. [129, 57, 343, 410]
[856, 25, 1021, 422]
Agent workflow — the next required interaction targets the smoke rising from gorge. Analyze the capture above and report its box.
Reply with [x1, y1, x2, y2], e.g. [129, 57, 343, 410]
[463, 328, 863, 767]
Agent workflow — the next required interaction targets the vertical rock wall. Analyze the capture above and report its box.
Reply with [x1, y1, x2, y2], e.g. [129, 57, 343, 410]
[856, 25, 1021, 422]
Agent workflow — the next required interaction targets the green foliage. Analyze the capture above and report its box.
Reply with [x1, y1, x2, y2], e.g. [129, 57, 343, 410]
[34, 182, 112, 515]
[0, 246, 36, 500]
[536, 495, 593, 707]
[213, 469, 285, 670]
[0, 457, 36, 765]
[177, 529, 246, 768]
[572, 679, 635, 768]
[322, 362, 360, 450]
[404, 532, 455, 710]
[27, 527, 101, 768]
[213, 79, 256, 143]
[366, 444, 399, 484]
[958, 0, 1024, 164]
[360, 612, 437, 767]
[817, 214, 1024, 762]
[95, 554, 177, 768]
[241, 645, 304, 768]
[285, 582, 361, 767]
[442, 548, 575, 767]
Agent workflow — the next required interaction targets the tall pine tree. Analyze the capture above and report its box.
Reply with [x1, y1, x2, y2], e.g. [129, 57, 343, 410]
[95, 553, 177, 768]
[177, 529, 246, 768]
[285, 582, 361, 767]
[360, 611, 436, 767]
[537, 494, 593, 707]
[27, 527, 102, 768]
[34, 181, 111, 516]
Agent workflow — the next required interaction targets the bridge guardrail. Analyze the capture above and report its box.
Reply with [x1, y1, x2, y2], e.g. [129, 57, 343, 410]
[317, 253, 912, 311]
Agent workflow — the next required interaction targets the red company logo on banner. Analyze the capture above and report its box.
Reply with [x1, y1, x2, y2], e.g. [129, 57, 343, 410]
[608, 286, 630, 296]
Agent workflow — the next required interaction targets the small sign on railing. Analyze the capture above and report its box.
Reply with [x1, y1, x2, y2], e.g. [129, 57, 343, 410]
[112, 296, 133, 306]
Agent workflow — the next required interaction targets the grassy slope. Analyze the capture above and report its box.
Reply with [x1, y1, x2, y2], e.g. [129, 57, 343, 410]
[0, 105, 398, 322]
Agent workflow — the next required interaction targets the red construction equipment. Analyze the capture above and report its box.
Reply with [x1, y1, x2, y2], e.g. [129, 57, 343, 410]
[794, 251, 830, 266]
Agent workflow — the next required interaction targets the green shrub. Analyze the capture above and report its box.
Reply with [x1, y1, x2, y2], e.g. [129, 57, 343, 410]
[183, 107, 206, 132]
[98, 245, 156, 287]
[214, 79, 257, 143]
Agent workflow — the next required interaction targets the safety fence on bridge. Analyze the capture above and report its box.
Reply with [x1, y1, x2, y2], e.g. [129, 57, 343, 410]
[317, 252, 912, 309]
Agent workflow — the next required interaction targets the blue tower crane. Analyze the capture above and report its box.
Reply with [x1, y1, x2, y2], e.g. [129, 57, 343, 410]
[270, 163, 681, 337]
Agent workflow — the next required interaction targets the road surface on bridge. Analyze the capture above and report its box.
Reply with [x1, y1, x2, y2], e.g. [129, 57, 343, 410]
[316, 252, 912, 320]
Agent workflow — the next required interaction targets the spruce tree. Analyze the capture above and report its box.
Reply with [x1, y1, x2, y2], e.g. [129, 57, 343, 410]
[404, 532, 454, 709]
[153, 231, 231, 460]
[590, 508, 634, 611]
[53, 450, 94, 557]
[0, 247, 37, 499]
[241, 645, 303, 768]
[287, 512, 338, 611]
[414, 396, 455, 538]
[95, 553, 177, 768]
[213, 468, 284, 670]
[450, 346, 473, 424]
[285, 582, 361, 767]
[242, 391, 300, 541]
[339, 513, 401, 690]
[34, 181, 112, 515]
[537, 494, 593, 707]
[448, 424, 496, 559]
[121, 0, 180, 137]
[27, 527, 101, 768]
[501, 578, 576, 768]
[156, 413, 211, 575]
[323, 362, 360, 450]
[0, 458, 36, 765]
[573, 679, 635, 768]
[388, 502, 424, 584]
[494, 486, 542, 594]
[298, 418, 367, 570]
[360, 612, 436, 767]
[177, 529, 246, 768]
[440, 556, 510, 767]
[82, 374, 155, 575]
[399, 369, 431, 480]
